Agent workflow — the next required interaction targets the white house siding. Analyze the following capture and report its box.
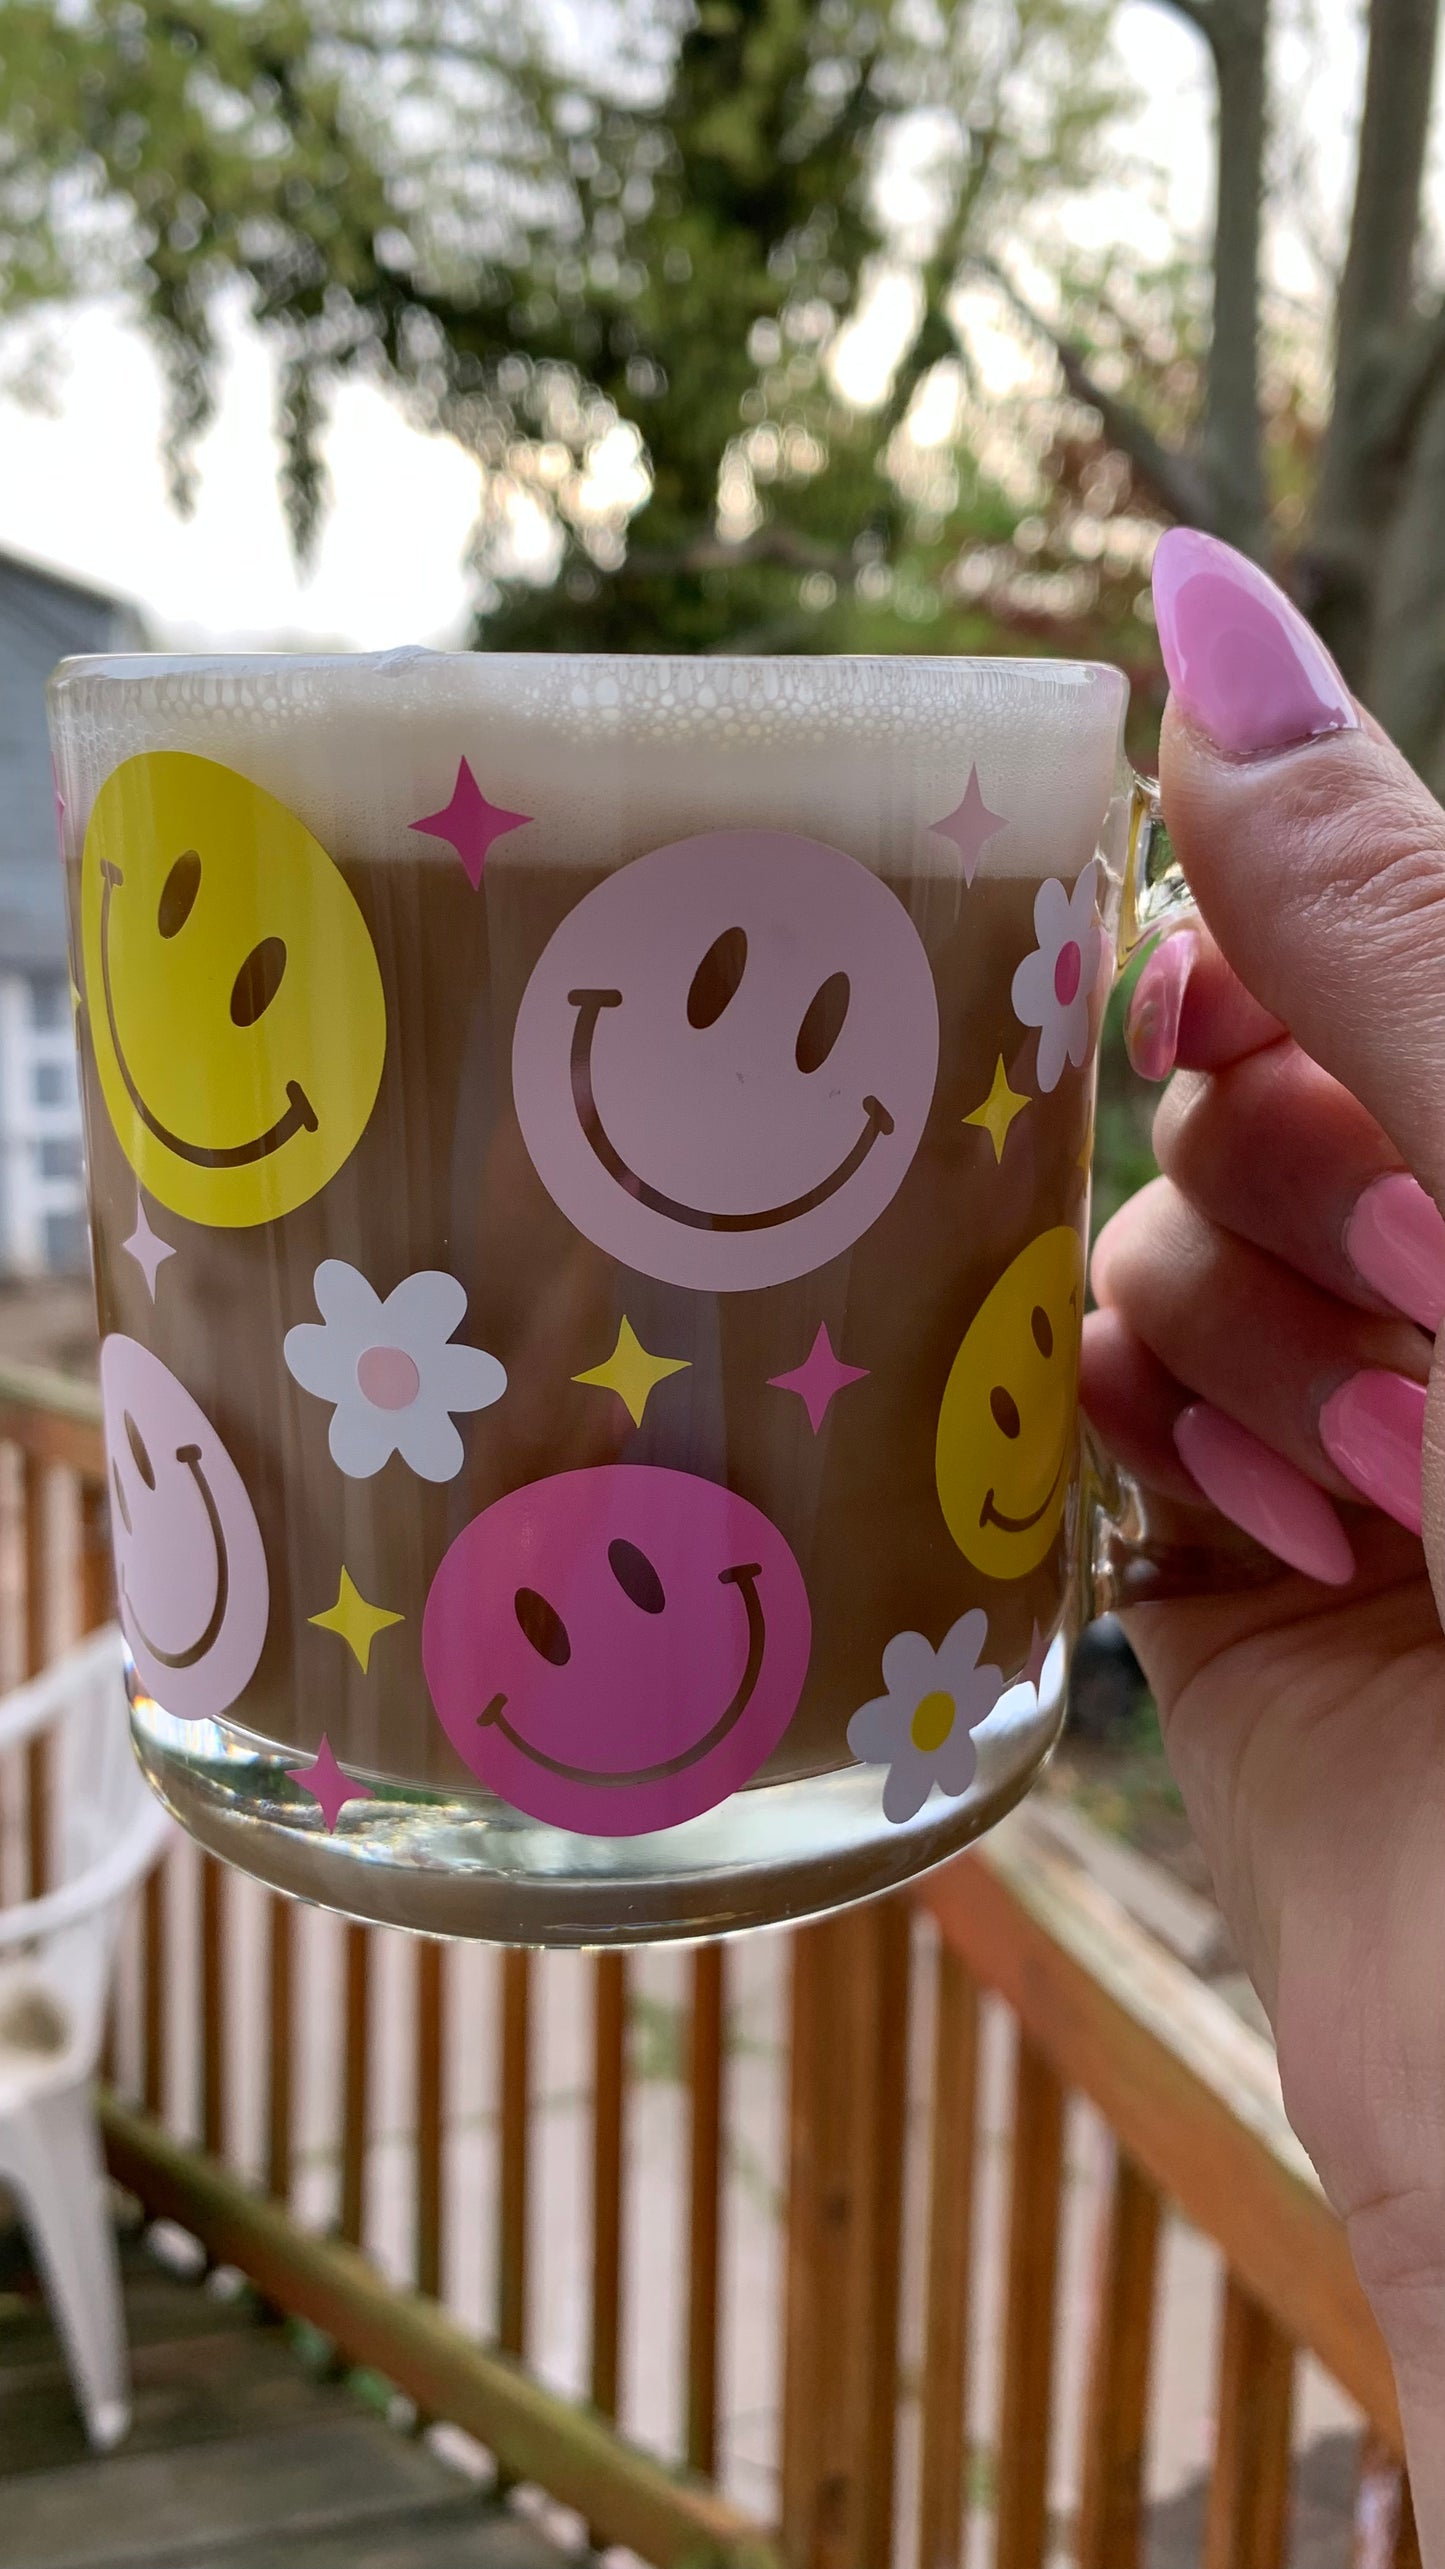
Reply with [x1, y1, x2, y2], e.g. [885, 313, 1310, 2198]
[0, 548, 144, 1274]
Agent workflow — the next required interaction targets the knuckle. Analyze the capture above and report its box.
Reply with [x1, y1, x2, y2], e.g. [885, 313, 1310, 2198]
[1150, 1070, 1210, 1180]
[1089, 1176, 1189, 1310]
[1285, 760, 1445, 951]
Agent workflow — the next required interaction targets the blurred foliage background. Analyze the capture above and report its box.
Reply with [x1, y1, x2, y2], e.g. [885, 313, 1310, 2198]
[2, 0, 1441, 1221]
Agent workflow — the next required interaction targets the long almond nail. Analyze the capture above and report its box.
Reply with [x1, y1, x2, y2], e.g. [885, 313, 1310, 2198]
[1173, 1402, 1355, 1584]
[1152, 529, 1357, 757]
[1126, 932, 1196, 1082]
[1319, 1370, 1425, 1537]
[1344, 1174, 1445, 1334]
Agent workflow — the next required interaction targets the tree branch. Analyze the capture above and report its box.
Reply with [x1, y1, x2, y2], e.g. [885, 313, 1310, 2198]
[1137, 2, 1269, 547]
[1148, 0, 1268, 52]
[1377, 298, 1445, 459]
[1302, 0, 1442, 689]
[1331, 0, 1439, 353]
[1198, 1, 1268, 550]
[1365, 357, 1445, 788]
[1149, 0, 1220, 36]
[623, 524, 852, 579]
[971, 256, 1214, 529]
[876, 115, 1005, 448]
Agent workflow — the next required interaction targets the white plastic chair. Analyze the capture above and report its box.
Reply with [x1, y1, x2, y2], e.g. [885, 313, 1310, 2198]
[0, 1626, 170, 2449]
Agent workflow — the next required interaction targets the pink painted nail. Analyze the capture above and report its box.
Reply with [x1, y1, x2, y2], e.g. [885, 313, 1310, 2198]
[1152, 529, 1357, 757]
[1318, 1370, 1425, 1538]
[1173, 1402, 1355, 1585]
[1126, 931, 1196, 1082]
[1344, 1173, 1445, 1334]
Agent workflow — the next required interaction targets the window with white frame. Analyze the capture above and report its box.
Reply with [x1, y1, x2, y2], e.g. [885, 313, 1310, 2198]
[0, 971, 86, 1273]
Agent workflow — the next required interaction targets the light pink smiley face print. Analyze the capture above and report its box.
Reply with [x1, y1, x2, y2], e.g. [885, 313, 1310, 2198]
[422, 1464, 811, 1835]
[512, 831, 940, 1291]
[101, 1335, 268, 1722]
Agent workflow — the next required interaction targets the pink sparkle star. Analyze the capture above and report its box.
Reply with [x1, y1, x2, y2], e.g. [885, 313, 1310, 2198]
[1023, 1623, 1051, 1691]
[122, 1196, 175, 1300]
[286, 1734, 374, 1833]
[768, 1324, 869, 1434]
[409, 758, 531, 889]
[930, 766, 1007, 886]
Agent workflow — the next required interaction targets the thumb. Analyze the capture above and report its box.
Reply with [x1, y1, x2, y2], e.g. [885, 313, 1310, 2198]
[1154, 527, 1445, 1625]
[1154, 528, 1445, 1207]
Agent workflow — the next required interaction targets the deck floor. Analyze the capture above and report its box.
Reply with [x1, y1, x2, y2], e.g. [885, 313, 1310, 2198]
[0, 2227, 576, 2569]
[0, 2192, 1373, 2569]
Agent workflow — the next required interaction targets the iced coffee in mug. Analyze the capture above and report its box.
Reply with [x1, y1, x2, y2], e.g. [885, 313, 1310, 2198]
[48, 651, 1182, 1943]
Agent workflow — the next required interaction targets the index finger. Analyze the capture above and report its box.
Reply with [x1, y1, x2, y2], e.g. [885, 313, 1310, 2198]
[1126, 922, 1284, 1082]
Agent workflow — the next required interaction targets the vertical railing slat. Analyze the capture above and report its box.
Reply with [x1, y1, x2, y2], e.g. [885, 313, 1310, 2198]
[80, 1478, 111, 1633]
[0, 1450, 9, 1910]
[23, 1451, 51, 1893]
[1203, 2274, 1294, 2569]
[266, 1894, 294, 2204]
[1075, 2148, 1162, 2569]
[590, 1952, 627, 2421]
[994, 2033, 1066, 2569]
[497, 1948, 532, 2357]
[84, 1473, 118, 2087]
[142, 1864, 167, 2120]
[416, 1938, 445, 2301]
[779, 1897, 911, 2569]
[917, 1947, 980, 2569]
[866, 1902, 911, 2569]
[339, 1922, 371, 2249]
[685, 1942, 725, 2478]
[201, 1855, 226, 2159]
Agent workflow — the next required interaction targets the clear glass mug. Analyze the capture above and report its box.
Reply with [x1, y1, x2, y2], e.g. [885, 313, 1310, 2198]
[49, 650, 1188, 1945]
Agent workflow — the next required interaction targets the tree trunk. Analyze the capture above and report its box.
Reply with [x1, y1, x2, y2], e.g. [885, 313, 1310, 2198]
[1202, 2, 1269, 554]
[1299, 0, 1442, 691]
[1368, 362, 1445, 796]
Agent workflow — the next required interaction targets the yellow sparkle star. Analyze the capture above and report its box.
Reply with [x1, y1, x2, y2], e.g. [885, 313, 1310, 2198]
[573, 1315, 690, 1428]
[310, 1568, 403, 1675]
[1075, 1117, 1094, 1176]
[963, 1057, 1030, 1163]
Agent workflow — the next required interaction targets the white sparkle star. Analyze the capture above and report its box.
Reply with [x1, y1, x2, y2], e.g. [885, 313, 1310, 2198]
[122, 1197, 176, 1300]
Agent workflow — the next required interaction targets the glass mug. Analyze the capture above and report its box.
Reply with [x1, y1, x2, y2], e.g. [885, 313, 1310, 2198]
[49, 650, 1187, 1945]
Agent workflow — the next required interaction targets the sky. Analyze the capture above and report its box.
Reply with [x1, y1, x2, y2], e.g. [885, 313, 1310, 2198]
[0, 1, 1363, 652]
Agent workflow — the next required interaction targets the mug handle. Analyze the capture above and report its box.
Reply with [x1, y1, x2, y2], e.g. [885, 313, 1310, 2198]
[1117, 773, 1194, 961]
[1085, 777, 1280, 1609]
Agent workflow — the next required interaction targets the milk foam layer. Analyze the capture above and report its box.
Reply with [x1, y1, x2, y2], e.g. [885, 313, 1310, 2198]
[50, 650, 1127, 885]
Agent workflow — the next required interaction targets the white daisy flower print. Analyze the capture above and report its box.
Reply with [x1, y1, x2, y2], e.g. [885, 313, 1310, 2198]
[1010, 861, 1104, 1093]
[847, 1610, 1004, 1825]
[284, 1261, 506, 1483]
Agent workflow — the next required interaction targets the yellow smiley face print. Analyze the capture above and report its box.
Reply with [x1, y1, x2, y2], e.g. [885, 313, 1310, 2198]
[82, 752, 385, 1227]
[935, 1225, 1084, 1579]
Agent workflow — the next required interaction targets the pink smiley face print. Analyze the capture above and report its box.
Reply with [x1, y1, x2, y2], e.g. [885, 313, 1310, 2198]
[101, 1335, 269, 1722]
[422, 1464, 811, 1835]
[511, 831, 940, 1290]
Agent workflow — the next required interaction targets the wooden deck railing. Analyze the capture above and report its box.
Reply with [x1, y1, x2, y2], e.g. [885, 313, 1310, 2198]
[0, 1358, 1419, 2568]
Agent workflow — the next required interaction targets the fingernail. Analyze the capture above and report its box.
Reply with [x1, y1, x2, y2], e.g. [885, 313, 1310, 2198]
[1173, 1401, 1355, 1585]
[1344, 1173, 1445, 1334]
[1126, 931, 1195, 1081]
[1152, 528, 1357, 757]
[1318, 1370, 1425, 1538]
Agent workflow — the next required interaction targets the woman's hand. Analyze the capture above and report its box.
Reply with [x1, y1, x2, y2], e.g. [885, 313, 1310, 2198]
[1080, 531, 1445, 2523]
